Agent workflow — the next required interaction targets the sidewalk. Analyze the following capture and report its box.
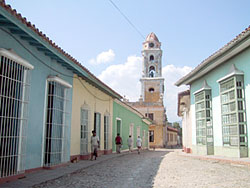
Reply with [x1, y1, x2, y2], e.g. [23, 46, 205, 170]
[1, 152, 129, 188]
[178, 149, 250, 167]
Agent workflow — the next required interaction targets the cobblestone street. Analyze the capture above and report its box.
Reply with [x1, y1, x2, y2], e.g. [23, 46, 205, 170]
[30, 149, 250, 188]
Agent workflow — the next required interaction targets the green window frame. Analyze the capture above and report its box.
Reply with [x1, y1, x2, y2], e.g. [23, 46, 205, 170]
[219, 75, 247, 147]
[194, 81, 213, 147]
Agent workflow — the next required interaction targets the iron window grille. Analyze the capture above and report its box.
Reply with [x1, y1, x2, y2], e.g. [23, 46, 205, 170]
[104, 115, 109, 150]
[44, 76, 71, 167]
[80, 108, 89, 155]
[0, 48, 33, 178]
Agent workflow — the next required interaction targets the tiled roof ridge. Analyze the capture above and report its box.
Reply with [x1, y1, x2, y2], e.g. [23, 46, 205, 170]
[167, 126, 178, 132]
[0, 1, 122, 98]
[177, 25, 250, 85]
[178, 90, 190, 96]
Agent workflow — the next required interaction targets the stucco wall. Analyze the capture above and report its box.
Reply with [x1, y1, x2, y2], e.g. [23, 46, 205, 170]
[149, 124, 163, 148]
[70, 76, 113, 156]
[190, 46, 250, 157]
[0, 28, 74, 169]
[112, 101, 149, 152]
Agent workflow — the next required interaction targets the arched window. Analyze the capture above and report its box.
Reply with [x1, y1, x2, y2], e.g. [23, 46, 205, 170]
[149, 88, 155, 93]
[150, 55, 154, 61]
[149, 66, 155, 77]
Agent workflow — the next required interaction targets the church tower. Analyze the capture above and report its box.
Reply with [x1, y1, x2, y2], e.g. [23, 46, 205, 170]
[140, 32, 164, 103]
[127, 32, 167, 148]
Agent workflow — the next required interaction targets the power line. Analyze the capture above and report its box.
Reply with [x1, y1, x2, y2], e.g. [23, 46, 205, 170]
[108, 0, 145, 40]
[0, 27, 113, 101]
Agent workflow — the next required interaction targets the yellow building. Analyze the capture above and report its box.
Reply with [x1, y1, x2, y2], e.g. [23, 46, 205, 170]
[127, 33, 167, 148]
[166, 127, 178, 147]
[70, 75, 121, 161]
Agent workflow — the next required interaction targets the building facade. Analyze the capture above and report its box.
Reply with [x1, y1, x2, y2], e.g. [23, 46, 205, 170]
[0, 3, 75, 181]
[0, 1, 122, 183]
[166, 127, 179, 147]
[113, 99, 150, 152]
[176, 26, 250, 158]
[128, 33, 167, 148]
[70, 76, 121, 161]
[177, 90, 192, 153]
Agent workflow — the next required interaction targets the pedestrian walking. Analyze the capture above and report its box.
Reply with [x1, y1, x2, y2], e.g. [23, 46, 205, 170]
[136, 136, 142, 154]
[127, 135, 133, 152]
[115, 133, 122, 153]
[90, 130, 99, 160]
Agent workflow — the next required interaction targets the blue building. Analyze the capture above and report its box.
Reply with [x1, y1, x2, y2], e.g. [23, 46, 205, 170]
[0, 1, 121, 182]
[176, 26, 250, 158]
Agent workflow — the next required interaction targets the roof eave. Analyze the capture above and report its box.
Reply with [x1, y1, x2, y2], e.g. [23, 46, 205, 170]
[175, 29, 250, 86]
[0, 3, 122, 99]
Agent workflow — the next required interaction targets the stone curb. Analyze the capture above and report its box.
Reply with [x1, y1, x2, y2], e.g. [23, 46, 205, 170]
[2, 151, 131, 188]
[179, 151, 250, 167]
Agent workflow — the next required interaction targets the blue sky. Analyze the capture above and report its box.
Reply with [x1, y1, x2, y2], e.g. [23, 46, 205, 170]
[6, 0, 250, 122]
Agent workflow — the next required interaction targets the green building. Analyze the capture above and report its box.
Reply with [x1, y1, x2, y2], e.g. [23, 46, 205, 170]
[112, 99, 151, 152]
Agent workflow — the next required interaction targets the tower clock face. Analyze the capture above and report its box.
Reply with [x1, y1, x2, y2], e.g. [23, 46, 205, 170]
[149, 43, 154, 48]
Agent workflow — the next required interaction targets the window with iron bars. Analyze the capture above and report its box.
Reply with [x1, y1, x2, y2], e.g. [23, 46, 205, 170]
[44, 77, 71, 167]
[80, 108, 89, 155]
[0, 48, 33, 178]
[104, 115, 109, 150]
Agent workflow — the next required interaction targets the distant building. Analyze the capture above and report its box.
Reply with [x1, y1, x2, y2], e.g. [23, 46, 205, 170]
[176, 26, 250, 158]
[166, 127, 179, 147]
[127, 33, 167, 148]
[178, 90, 192, 153]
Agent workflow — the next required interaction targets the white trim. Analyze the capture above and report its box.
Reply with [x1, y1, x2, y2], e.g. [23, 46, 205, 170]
[140, 77, 164, 81]
[41, 80, 48, 166]
[193, 87, 211, 95]
[116, 118, 122, 136]
[47, 76, 72, 88]
[0, 48, 34, 70]
[217, 72, 244, 83]
[193, 80, 211, 95]
[217, 64, 244, 83]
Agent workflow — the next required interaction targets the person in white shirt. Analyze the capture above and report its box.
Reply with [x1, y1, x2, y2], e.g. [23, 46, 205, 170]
[136, 136, 142, 154]
[90, 130, 99, 160]
[127, 135, 133, 152]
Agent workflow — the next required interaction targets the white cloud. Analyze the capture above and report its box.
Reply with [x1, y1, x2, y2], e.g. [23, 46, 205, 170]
[89, 49, 115, 65]
[162, 65, 192, 122]
[98, 55, 142, 101]
[98, 57, 192, 122]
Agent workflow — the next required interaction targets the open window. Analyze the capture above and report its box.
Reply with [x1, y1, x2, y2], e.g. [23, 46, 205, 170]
[149, 66, 155, 77]
[149, 55, 154, 61]
[149, 88, 155, 93]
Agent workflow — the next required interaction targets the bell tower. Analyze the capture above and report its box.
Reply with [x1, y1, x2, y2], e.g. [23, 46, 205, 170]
[140, 32, 164, 103]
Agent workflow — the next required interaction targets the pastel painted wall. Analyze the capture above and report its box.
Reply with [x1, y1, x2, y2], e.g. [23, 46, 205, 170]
[70, 76, 113, 156]
[112, 100, 149, 152]
[0, 28, 74, 169]
[190, 46, 250, 157]
[130, 105, 165, 148]
[149, 125, 163, 148]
